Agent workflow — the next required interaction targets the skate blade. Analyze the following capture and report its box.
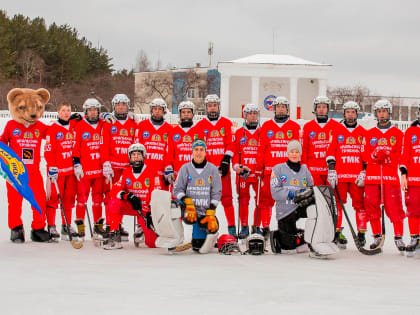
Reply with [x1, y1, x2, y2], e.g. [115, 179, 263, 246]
[337, 243, 347, 250]
[121, 236, 129, 242]
[309, 252, 331, 259]
[11, 239, 24, 244]
[49, 237, 60, 243]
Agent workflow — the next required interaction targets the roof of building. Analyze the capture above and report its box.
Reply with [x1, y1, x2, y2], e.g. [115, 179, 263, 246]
[226, 54, 331, 66]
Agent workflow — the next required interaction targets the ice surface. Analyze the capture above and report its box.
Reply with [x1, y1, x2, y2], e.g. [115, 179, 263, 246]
[0, 118, 419, 315]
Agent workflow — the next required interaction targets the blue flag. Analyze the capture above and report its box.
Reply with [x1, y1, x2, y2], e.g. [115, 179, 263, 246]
[0, 142, 42, 215]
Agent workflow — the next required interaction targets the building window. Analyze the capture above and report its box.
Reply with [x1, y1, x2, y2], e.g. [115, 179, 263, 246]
[187, 88, 195, 99]
[199, 89, 206, 99]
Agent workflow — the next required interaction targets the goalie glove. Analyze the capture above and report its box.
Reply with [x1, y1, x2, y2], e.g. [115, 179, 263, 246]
[181, 197, 197, 224]
[218, 155, 231, 177]
[199, 209, 219, 233]
[355, 170, 366, 187]
[327, 169, 338, 189]
[293, 187, 315, 208]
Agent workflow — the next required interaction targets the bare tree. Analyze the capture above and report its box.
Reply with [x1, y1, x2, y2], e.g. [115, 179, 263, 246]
[327, 84, 379, 113]
[17, 49, 45, 84]
[136, 49, 152, 72]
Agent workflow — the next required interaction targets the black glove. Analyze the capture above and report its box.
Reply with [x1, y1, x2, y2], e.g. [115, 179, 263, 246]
[123, 192, 142, 210]
[70, 113, 82, 121]
[218, 155, 231, 177]
[145, 211, 154, 229]
[293, 188, 315, 208]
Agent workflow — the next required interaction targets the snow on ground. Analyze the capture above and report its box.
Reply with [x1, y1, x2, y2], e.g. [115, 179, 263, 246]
[0, 118, 419, 315]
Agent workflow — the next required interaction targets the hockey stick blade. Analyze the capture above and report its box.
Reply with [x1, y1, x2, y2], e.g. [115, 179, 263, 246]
[168, 242, 192, 253]
[70, 239, 83, 249]
[334, 187, 382, 256]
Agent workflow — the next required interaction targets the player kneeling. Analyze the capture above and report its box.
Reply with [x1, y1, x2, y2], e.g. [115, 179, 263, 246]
[173, 139, 222, 253]
[270, 140, 339, 258]
[103, 143, 160, 249]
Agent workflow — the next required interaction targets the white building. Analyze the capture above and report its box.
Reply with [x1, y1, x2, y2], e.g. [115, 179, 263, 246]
[217, 54, 332, 120]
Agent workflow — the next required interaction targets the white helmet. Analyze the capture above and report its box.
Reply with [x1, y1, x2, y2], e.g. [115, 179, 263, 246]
[243, 103, 260, 126]
[178, 101, 195, 114]
[83, 98, 101, 110]
[204, 94, 220, 106]
[313, 96, 331, 112]
[128, 143, 147, 159]
[112, 94, 130, 106]
[149, 98, 168, 114]
[373, 99, 392, 114]
[246, 233, 265, 255]
[343, 101, 360, 112]
[272, 96, 289, 109]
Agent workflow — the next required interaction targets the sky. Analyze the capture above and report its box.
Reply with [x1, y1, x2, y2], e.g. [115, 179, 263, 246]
[1, 0, 420, 97]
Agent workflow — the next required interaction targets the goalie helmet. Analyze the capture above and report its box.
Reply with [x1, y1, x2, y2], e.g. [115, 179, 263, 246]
[112, 94, 130, 119]
[217, 234, 241, 255]
[243, 103, 260, 127]
[178, 100, 195, 114]
[128, 143, 147, 160]
[246, 233, 265, 255]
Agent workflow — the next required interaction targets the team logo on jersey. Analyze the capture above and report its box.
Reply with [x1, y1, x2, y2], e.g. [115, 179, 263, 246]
[46, 135, 50, 145]
[358, 136, 363, 144]
[130, 128, 134, 136]
[276, 131, 285, 139]
[280, 175, 287, 183]
[34, 129, 39, 138]
[183, 135, 192, 142]
[154, 177, 160, 186]
[56, 132, 64, 140]
[390, 136, 396, 146]
[152, 134, 161, 141]
[204, 130, 209, 137]
[145, 178, 150, 187]
[174, 134, 181, 142]
[23, 132, 33, 139]
[133, 182, 142, 189]
[290, 179, 299, 186]
[263, 95, 276, 111]
[378, 138, 387, 145]
[66, 132, 73, 140]
[309, 131, 316, 139]
[267, 130, 274, 139]
[93, 133, 100, 141]
[187, 175, 192, 184]
[194, 134, 199, 140]
[412, 135, 417, 144]
[318, 132, 326, 140]
[82, 132, 90, 140]
[240, 137, 246, 145]
[120, 129, 128, 136]
[208, 176, 212, 183]
[12, 129, 21, 137]
[126, 178, 132, 187]
[22, 148, 33, 162]
[249, 139, 258, 146]
[220, 128, 225, 136]
[287, 130, 293, 139]
[302, 178, 307, 186]
[346, 137, 356, 144]
[337, 135, 344, 143]
[164, 133, 168, 142]
[370, 137, 377, 146]
[111, 126, 118, 134]
[143, 131, 149, 139]
[196, 178, 205, 186]
[211, 130, 220, 137]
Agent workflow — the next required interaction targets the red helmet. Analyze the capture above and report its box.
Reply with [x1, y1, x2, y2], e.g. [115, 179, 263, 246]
[217, 234, 241, 255]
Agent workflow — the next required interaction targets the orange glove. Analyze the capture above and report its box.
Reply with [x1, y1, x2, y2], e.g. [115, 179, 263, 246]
[200, 209, 219, 233]
[182, 197, 197, 224]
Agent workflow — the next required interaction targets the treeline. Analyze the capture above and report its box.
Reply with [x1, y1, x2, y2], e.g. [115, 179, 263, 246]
[0, 11, 133, 111]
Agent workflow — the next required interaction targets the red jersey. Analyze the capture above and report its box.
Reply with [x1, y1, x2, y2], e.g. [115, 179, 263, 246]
[135, 119, 173, 175]
[256, 119, 301, 175]
[362, 125, 403, 185]
[326, 123, 366, 182]
[0, 120, 48, 173]
[72, 119, 104, 179]
[400, 124, 420, 186]
[111, 165, 162, 213]
[166, 125, 204, 173]
[195, 117, 235, 166]
[233, 126, 261, 182]
[101, 119, 136, 169]
[44, 120, 77, 176]
[301, 119, 342, 175]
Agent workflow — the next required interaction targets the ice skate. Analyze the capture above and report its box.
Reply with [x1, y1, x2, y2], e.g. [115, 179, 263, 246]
[10, 225, 24, 243]
[369, 234, 383, 251]
[75, 219, 85, 241]
[93, 218, 106, 240]
[357, 230, 366, 247]
[238, 226, 249, 239]
[133, 224, 145, 247]
[31, 228, 50, 242]
[394, 236, 406, 255]
[228, 225, 237, 238]
[61, 224, 78, 241]
[262, 227, 270, 241]
[119, 224, 129, 242]
[406, 235, 420, 258]
[102, 230, 122, 250]
[334, 228, 347, 249]
[48, 225, 60, 242]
